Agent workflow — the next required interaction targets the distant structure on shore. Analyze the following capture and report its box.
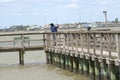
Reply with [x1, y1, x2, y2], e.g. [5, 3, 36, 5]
[0, 20, 120, 32]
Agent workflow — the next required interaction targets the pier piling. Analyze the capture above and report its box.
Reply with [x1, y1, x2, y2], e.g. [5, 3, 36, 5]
[65, 54, 69, 70]
[19, 49, 25, 65]
[89, 57, 95, 80]
[78, 56, 83, 74]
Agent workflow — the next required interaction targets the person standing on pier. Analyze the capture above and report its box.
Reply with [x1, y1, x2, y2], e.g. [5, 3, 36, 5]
[50, 23, 59, 46]
[50, 23, 58, 32]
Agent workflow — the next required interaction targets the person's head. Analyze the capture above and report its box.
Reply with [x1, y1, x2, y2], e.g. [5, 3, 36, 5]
[50, 23, 54, 26]
[87, 27, 91, 31]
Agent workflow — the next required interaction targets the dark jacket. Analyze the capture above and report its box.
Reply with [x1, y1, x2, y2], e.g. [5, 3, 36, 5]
[50, 26, 58, 32]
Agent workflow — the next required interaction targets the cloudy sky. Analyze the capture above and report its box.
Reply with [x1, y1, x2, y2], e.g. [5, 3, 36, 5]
[0, 0, 120, 28]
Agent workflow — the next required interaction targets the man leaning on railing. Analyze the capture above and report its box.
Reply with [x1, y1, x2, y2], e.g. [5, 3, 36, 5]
[50, 23, 59, 46]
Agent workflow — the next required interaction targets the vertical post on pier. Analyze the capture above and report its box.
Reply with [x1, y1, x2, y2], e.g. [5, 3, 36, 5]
[56, 53, 59, 66]
[19, 49, 24, 65]
[95, 58, 101, 80]
[89, 57, 95, 80]
[57, 33, 61, 68]
[73, 54, 78, 73]
[69, 33, 74, 72]
[58, 52, 61, 68]
[83, 33, 89, 76]
[43, 33, 46, 46]
[49, 34, 53, 64]
[73, 54, 76, 72]
[83, 55, 89, 76]
[55, 53, 59, 66]
[65, 33, 70, 70]
[49, 51, 52, 64]
[19, 34, 25, 65]
[69, 54, 73, 72]
[65, 53, 69, 70]
[54, 52, 57, 66]
[68, 54, 71, 71]
[78, 33, 84, 74]
[110, 61, 119, 80]
[54, 33, 58, 66]
[90, 33, 96, 80]
[48, 51, 51, 64]
[73, 33, 79, 73]
[52, 51, 55, 65]
[45, 50, 49, 64]
[44, 35, 49, 64]
[76, 55, 79, 73]
[78, 56, 83, 74]
[102, 59, 108, 80]
[60, 53, 65, 69]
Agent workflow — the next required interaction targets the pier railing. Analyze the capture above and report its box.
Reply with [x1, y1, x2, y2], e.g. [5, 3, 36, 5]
[0, 31, 45, 64]
[45, 31, 120, 80]
[0, 31, 45, 48]
[45, 31, 120, 60]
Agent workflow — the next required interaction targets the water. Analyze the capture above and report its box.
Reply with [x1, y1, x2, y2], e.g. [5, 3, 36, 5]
[0, 32, 90, 80]
[0, 50, 90, 80]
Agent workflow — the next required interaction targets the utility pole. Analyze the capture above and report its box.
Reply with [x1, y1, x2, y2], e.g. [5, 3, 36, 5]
[103, 11, 107, 27]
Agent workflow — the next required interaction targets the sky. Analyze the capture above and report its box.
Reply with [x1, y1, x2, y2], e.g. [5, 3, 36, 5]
[0, 0, 120, 28]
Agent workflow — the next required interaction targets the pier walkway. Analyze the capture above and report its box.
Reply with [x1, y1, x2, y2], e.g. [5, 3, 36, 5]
[0, 31, 45, 65]
[45, 31, 120, 80]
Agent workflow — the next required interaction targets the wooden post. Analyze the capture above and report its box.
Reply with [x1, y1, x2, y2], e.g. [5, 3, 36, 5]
[73, 54, 76, 72]
[65, 54, 69, 70]
[43, 33, 46, 46]
[19, 35, 25, 65]
[55, 53, 58, 66]
[95, 58, 101, 80]
[54, 52, 57, 66]
[19, 49, 24, 65]
[73, 54, 79, 73]
[69, 54, 73, 72]
[59, 53, 62, 68]
[60, 53, 65, 69]
[45, 50, 49, 64]
[52, 51, 55, 65]
[89, 57, 95, 80]
[57, 53, 61, 67]
[83, 55, 89, 76]
[49, 51, 52, 64]
[78, 56, 83, 74]
[110, 61, 119, 80]
[102, 59, 108, 80]
[76, 55, 79, 73]
[56, 52, 59, 66]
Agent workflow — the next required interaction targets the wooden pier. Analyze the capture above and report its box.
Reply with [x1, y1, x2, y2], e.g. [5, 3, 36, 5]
[45, 31, 120, 80]
[1, 30, 120, 80]
[0, 31, 45, 65]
